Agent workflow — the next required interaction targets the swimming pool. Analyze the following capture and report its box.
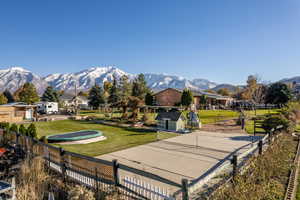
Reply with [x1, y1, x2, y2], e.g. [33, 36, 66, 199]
[47, 130, 103, 143]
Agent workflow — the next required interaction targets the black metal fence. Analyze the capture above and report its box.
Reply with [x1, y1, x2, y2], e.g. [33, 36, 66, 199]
[3, 130, 187, 200]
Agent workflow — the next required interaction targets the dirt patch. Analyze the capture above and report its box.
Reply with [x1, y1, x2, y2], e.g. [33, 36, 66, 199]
[201, 119, 246, 134]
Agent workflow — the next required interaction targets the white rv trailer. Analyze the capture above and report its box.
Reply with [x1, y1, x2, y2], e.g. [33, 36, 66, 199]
[36, 102, 59, 114]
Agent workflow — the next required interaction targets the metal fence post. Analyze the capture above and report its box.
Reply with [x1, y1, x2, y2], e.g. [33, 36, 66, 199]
[181, 179, 189, 200]
[112, 159, 119, 186]
[59, 147, 66, 182]
[258, 140, 263, 155]
[231, 154, 238, 180]
[16, 133, 19, 145]
[241, 117, 245, 130]
[95, 168, 100, 200]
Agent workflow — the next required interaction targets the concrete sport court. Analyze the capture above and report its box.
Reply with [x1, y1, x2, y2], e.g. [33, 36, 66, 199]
[98, 131, 261, 187]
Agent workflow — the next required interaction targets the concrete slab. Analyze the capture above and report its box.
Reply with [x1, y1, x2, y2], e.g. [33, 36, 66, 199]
[97, 131, 261, 187]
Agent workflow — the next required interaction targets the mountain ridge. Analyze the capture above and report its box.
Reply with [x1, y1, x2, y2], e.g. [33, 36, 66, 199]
[0, 66, 298, 94]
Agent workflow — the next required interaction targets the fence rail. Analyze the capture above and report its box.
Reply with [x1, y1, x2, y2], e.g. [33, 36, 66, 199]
[1, 124, 284, 200]
[2, 130, 179, 200]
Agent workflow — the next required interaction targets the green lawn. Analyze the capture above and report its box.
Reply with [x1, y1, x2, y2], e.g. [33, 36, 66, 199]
[198, 110, 239, 124]
[245, 109, 280, 134]
[31, 120, 177, 157]
[80, 109, 240, 125]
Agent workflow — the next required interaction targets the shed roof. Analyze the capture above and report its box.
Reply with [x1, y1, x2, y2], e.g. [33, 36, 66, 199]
[155, 111, 184, 121]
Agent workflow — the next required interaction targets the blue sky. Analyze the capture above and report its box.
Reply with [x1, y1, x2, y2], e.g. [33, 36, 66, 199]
[0, 0, 300, 84]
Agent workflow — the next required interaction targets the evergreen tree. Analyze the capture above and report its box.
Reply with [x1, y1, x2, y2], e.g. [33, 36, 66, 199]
[119, 75, 132, 101]
[199, 95, 208, 109]
[19, 124, 27, 135]
[27, 123, 37, 138]
[18, 83, 40, 104]
[9, 123, 18, 133]
[131, 74, 149, 100]
[41, 86, 59, 102]
[181, 89, 193, 107]
[88, 85, 104, 109]
[266, 82, 292, 106]
[108, 77, 120, 104]
[145, 92, 154, 106]
[3, 89, 15, 103]
[0, 93, 8, 105]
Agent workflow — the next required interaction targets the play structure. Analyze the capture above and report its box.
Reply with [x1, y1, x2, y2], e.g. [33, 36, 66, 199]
[47, 130, 103, 143]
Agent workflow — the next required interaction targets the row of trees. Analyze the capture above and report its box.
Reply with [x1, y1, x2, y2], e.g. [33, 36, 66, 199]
[235, 75, 293, 105]
[0, 83, 61, 105]
[87, 74, 154, 120]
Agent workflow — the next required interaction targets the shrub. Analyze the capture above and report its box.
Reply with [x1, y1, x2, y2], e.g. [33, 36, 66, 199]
[39, 136, 48, 144]
[19, 124, 27, 135]
[0, 122, 10, 131]
[68, 185, 95, 200]
[27, 123, 37, 138]
[262, 114, 294, 133]
[142, 113, 152, 125]
[10, 123, 18, 133]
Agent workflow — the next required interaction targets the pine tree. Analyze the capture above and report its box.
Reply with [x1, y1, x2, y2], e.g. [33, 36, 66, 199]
[0, 93, 8, 105]
[27, 123, 37, 138]
[131, 74, 149, 100]
[88, 85, 104, 109]
[19, 124, 27, 135]
[18, 83, 40, 104]
[3, 89, 15, 103]
[119, 75, 132, 101]
[145, 92, 154, 106]
[9, 123, 18, 133]
[41, 86, 59, 102]
[108, 77, 120, 104]
[181, 89, 193, 107]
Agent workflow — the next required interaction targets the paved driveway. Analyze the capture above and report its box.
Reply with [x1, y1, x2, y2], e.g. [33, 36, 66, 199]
[97, 131, 260, 187]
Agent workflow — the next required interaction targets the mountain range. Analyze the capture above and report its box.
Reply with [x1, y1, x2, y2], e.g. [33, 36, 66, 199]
[0, 66, 298, 94]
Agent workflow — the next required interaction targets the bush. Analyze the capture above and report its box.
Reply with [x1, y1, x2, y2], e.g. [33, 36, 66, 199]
[39, 136, 48, 144]
[0, 122, 10, 131]
[27, 123, 37, 138]
[10, 123, 18, 133]
[262, 114, 294, 133]
[19, 124, 27, 135]
[68, 185, 95, 200]
[142, 113, 152, 125]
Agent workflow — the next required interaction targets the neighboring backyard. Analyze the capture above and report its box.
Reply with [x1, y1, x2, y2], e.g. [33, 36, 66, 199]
[30, 120, 176, 156]
[29, 109, 279, 156]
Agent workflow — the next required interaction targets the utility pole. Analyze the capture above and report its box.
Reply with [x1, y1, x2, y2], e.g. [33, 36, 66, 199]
[74, 82, 78, 116]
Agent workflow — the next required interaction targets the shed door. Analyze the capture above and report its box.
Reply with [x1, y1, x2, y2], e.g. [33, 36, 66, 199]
[25, 109, 32, 120]
[165, 120, 169, 130]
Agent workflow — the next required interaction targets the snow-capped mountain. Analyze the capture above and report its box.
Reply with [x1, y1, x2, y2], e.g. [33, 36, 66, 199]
[191, 78, 217, 90]
[45, 66, 133, 91]
[0, 66, 218, 93]
[144, 74, 202, 91]
[0, 67, 47, 93]
[280, 76, 300, 85]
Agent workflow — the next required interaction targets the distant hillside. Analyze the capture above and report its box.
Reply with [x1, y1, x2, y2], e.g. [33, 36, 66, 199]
[279, 76, 300, 84]
[211, 84, 238, 92]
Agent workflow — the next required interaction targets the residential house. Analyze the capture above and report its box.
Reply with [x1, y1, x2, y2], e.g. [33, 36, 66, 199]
[154, 88, 233, 109]
[0, 102, 37, 123]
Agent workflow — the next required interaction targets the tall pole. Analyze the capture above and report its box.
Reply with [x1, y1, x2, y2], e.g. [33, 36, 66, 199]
[75, 82, 78, 116]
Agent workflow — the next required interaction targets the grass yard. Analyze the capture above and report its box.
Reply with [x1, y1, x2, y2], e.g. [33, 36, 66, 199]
[245, 109, 280, 134]
[198, 110, 239, 124]
[30, 120, 177, 157]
